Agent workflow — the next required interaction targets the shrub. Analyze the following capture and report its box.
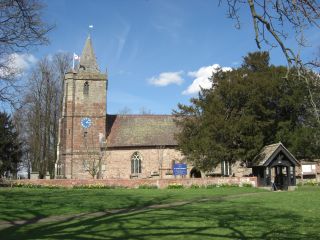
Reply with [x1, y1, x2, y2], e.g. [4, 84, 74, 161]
[241, 183, 253, 188]
[0, 179, 11, 187]
[167, 183, 184, 189]
[206, 183, 243, 188]
[73, 184, 120, 189]
[11, 182, 63, 189]
[206, 184, 218, 189]
[229, 183, 240, 187]
[42, 184, 63, 189]
[297, 182, 303, 187]
[219, 183, 239, 187]
[138, 185, 158, 189]
[298, 180, 319, 187]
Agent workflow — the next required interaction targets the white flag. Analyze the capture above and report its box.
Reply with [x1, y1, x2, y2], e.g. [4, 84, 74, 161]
[73, 53, 80, 70]
[89, 25, 93, 29]
[73, 53, 80, 60]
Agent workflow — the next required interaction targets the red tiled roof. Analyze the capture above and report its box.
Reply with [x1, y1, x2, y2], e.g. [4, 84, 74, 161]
[106, 114, 178, 147]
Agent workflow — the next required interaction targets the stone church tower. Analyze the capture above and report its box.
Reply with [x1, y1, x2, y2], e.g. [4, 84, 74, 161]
[56, 36, 108, 179]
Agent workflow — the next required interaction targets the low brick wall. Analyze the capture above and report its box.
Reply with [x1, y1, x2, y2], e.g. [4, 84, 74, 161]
[12, 177, 257, 188]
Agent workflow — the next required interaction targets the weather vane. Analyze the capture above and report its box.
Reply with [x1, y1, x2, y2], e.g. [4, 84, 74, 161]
[89, 25, 93, 37]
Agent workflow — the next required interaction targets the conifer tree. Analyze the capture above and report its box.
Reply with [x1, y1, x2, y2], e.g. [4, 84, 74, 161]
[0, 112, 22, 178]
[174, 52, 320, 171]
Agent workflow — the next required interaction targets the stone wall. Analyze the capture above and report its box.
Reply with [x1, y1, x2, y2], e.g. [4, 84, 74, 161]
[296, 161, 320, 181]
[104, 148, 184, 179]
[65, 72, 107, 151]
[64, 147, 253, 180]
[59, 71, 107, 179]
[209, 161, 252, 177]
[13, 177, 257, 188]
[64, 147, 184, 179]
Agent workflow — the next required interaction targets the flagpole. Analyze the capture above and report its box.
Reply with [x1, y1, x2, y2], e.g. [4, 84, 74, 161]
[89, 25, 93, 38]
[72, 53, 75, 70]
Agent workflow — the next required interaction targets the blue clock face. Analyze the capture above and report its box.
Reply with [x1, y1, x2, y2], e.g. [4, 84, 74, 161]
[81, 117, 92, 129]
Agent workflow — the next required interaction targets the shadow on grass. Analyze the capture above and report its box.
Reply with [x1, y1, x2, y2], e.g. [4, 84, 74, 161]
[0, 188, 179, 222]
[1, 195, 319, 240]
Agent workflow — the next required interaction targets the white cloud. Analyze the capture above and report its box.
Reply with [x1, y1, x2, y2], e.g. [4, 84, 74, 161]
[182, 64, 232, 95]
[115, 20, 131, 61]
[0, 53, 37, 78]
[148, 71, 184, 87]
[11, 53, 37, 70]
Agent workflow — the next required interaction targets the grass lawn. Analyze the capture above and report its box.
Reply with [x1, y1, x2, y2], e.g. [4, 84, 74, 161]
[0, 187, 260, 222]
[0, 186, 319, 239]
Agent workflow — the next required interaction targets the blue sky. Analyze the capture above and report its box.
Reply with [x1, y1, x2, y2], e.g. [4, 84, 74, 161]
[17, 0, 320, 114]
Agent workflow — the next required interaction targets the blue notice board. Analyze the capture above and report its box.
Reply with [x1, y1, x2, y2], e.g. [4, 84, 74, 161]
[173, 163, 187, 176]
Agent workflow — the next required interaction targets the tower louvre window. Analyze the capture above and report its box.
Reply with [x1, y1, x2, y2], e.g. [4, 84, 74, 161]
[83, 81, 89, 95]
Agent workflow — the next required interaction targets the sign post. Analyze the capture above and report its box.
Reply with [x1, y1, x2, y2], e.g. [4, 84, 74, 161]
[173, 163, 187, 176]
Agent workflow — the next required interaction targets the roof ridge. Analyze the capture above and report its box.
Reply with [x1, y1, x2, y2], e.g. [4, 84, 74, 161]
[266, 142, 282, 146]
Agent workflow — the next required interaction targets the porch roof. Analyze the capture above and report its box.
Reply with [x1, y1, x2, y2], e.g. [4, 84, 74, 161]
[253, 142, 300, 167]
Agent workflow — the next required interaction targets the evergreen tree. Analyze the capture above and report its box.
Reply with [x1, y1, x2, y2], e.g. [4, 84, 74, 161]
[174, 52, 320, 171]
[0, 112, 22, 178]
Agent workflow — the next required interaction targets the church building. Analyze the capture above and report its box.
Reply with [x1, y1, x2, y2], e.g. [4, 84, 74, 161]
[56, 36, 186, 179]
[55, 37, 252, 179]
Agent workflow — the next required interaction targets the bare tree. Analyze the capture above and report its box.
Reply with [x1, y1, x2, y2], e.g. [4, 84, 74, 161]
[12, 106, 31, 178]
[222, 0, 319, 67]
[0, 0, 53, 107]
[118, 106, 132, 115]
[82, 128, 106, 179]
[139, 107, 152, 114]
[52, 52, 72, 176]
[15, 52, 71, 178]
[221, 1, 320, 123]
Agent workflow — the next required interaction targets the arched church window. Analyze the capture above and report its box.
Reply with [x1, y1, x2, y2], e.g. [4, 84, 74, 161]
[131, 152, 142, 174]
[83, 81, 89, 95]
